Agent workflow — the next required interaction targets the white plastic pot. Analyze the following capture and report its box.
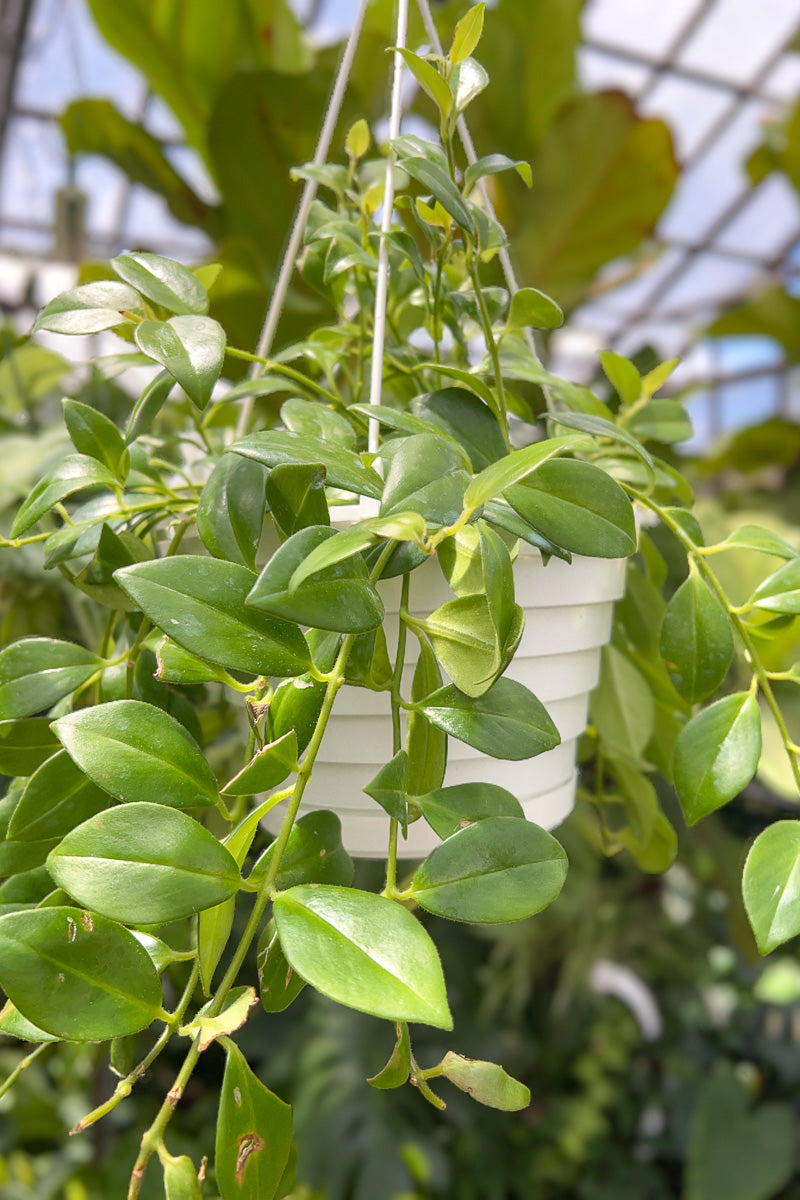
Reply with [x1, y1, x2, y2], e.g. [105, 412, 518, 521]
[266, 545, 626, 858]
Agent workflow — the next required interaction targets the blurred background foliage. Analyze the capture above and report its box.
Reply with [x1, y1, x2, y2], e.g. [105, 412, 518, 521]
[4, 0, 800, 1197]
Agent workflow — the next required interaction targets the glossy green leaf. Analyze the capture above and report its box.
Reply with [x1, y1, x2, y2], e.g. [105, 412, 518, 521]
[450, 3, 485, 64]
[63, 399, 128, 477]
[33, 281, 145, 335]
[74, 524, 152, 611]
[419, 362, 502, 424]
[265, 463, 330, 539]
[415, 782, 523, 840]
[505, 459, 636, 558]
[116, 556, 310, 677]
[660, 572, 734, 703]
[749, 558, 800, 614]
[53, 699, 219, 809]
[232, 431, 383, 499]
[548, 410, 656, 474]
[420, 677, 559, 760]
[412, 817, 567, 923]
[438, 1051, 530, 1110]
[273, 885, 452, 1029]
[268, 675, 325, 755]
[364, 751, 408, 831]
[197, 453, 267, 570]
[134, 316, 225, 409]
[47, 802, 240, 924]
[112, 251, 209, 315]
[419, 595, 504, 697]
[406, 639, 447, 796]
[125, 370, 175, 443]
[0, 720, 60, 776]
[743, 821, 800, 954]
[246, 526, 383, 634]
[412, 388, 506, 470]
[711, 525, 797, 560]
[463, 154, 532, 193]
[281, 397, 355, 449]
[398, 157, 474, 232]
[481, 501, 571, 561]
[0, 638, 101, 721]
[379, 434, 469, 526]
[396, 49, 452, 119]
[216, 1038, 293, 1200]
[674, 692, 762, 824]
[507, 287, 563, 331]
[600, 350, 641, 405]
[197, 809, 263, 996]
[367, 1023, 411, 1090]
[250, 811, 354, 891]
[8, 751, 108, 843]
[451, 56, 489, 116]
[222, 732, 297, 797]
[257, 919, 306, 1014]
[463, 436, 577, 512]
[288, 513, 427, 592]
[153, 637, 230, 686]
[12, 454, 119, 537]
[0, 1000, 60, 1043]
[0, 906, 162, 1039]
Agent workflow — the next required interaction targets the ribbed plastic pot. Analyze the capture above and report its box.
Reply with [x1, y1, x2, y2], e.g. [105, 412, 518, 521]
[266, 546, 626, 858]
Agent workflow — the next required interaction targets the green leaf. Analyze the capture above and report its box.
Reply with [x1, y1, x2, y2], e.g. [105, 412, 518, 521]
[222, 732, 297, 797]
[268, 676, 325, 755]
[438, 1051, 530, 1111]
[0, 720, 60, 776]
[367, 1023, 411, 1090]
[164, 1155, 203, 1200]
[505, 459, 636, 558]
[481, 501, 571, 562]
[418, 596, 504, 697]
[0, 907, 162, 1040]
[33, 281, 145, 335]
[8, 751, 108, 843]
[379, 434, 469, 526]
[749, 558, 800, 614]
[0, 1000, 60, 1043]
[599, 350, 641, 405]
[12, 454, 119, 537]
[53, 699, 220, 810]
[153, 637, 230, 686]
[232, 431, 383, 499]
[134, 316, 225, 409]
[0, 638, 101, 721]
[257, 919, 306, 1013]
[396, 49, 452, 119]
[660, 573, 734, 703]
[247, 526, 383, 634]
[548, 411, 656, 475]
[63, 399, 128, 478]
[674, 692, 762, 824]
[112, 251, 209, 315]
[464, 154, 532, 193]
[449, 3, 485, 65]
[288, 513, 426, 592]
[116, 556, 310, 677]
[590, 645, 654, 765]
[125, 370, 175, 444]
[710, 525, 797, 560]
[345, 118, 370, 159]
[406, 639, 447, 796]
[743, 821, 800, 955]
[507, 288, 563, 331]
[412, 817, 567, 923]
[281, 397, 355, 448]
[251, 811, 353, 891]
[628, 400, 693, 444]
[364, 751, 408, 830]
[415, 782, 523, 840]
[47, 803, 240, 925]
[273, 885, 452, 1029]
[463, 436, 577, 512]
[265, 463, 330, 539]
[419, 362, 503, 425]
[419, 677, 560, 761]
[397, 157, 474, 233]
[216, 1038, 293, 1200]
[412, 388, 506, 470]
[197, 454, 267, 570]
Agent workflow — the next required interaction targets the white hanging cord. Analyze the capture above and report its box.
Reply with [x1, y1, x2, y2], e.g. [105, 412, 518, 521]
[235, 0, 371, 439]
[367, 0, 410, 458]
[415, 0, 544, 367]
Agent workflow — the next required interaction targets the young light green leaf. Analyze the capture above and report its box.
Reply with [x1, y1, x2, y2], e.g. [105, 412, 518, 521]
[599, 350, 641, 405]
[116, 556, 310, 677]
[52, 699, 220, 809]
[449, 3, 486, 65]
[660, 572, 734, 703]
[674, 692, 762, 824]
[417, 595, 503, 698]
[749, 558, 800, 614]
[8, 750, 108, 843]
[345, 118, 371, 159]
[163, 1155, 203, 1200]
[438, 1051, 530, 1111]
[11, 455, 119, 537]
[642, 358, 679, 396]
[134, 315, 225, 409]
[412, 817, 567, 923]
[197, 453, 267, 570]
[33, 281, 145, 335]
[396, 49, 452, 119]
[216, 1038, 293, 1200]
[507, 287, 563, 331]
[273, 885, 452, 1028]
[415, 782, 523, 840]
[463, 435, 577, 512]
[0, 906, 162, 1040]
[419, 677, 560, 761]
[743, 821, 800, 954]
[0, 638, 101, 721]
[112, 251, 209, 315]
[463, 154, 532, 193]
[397, 157, 474, 232]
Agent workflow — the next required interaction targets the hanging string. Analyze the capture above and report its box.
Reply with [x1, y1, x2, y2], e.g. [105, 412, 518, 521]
[235, 0, 371, 439]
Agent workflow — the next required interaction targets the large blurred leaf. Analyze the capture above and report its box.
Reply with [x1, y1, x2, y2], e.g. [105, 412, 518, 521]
[707, 288, 800, 361]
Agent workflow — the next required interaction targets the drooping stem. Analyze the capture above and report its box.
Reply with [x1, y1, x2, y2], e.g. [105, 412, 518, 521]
[0, 1041, 50, 1102]
[468, 258, 509, 447]
[386, 573, 411, 894]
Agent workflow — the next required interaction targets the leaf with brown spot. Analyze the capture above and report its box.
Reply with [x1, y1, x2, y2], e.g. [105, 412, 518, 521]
[216, 1038, 292, 1199]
